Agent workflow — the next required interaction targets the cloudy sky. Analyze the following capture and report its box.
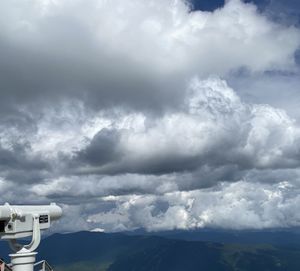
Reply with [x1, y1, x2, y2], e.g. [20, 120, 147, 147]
[1, 0, 300, 232]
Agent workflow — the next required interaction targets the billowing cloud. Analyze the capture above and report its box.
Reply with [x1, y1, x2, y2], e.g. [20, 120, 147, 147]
[0, 0, 300, 232]
[0, 0, 299, 112]
[73, 77, 300, 175]
[86, 180, 300, 231]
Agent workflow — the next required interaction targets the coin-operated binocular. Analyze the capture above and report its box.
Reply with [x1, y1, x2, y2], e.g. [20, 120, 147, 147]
[0, 203, 62, 271]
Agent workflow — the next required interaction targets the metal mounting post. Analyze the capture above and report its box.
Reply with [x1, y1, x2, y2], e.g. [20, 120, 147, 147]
[8, 215, 41, 271]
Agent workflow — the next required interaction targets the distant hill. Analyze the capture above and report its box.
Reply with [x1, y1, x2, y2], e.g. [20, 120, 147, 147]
[1, 231, 300, 270]
[128, 228, 300, 246]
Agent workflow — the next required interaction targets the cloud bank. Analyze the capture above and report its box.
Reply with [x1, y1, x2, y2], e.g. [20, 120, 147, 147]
[0, 0, 300, 231]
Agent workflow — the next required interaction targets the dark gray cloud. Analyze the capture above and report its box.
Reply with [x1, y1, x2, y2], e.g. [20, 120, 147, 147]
[0, 140, 50, 183]
[76, 128, 122, 166]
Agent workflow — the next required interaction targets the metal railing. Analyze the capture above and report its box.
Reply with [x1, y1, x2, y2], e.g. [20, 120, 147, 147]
[0, 259, 12, 271]
[34, 260, 54, 271]
[0, 259, 54, 271]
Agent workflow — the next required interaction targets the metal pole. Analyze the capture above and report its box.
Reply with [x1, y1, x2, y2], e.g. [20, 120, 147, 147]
[9, 252, 37, 271]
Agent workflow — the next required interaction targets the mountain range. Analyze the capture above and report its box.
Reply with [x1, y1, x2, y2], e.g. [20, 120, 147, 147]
[1, 230, 300, 270]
